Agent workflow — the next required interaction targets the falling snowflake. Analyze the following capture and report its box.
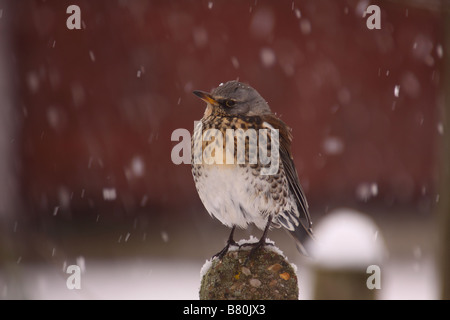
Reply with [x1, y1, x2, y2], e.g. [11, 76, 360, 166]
[103, 188, 117, 201]
[394, 85, 400, 97]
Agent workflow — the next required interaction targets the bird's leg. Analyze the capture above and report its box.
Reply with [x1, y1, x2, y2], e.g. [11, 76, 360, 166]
[213, 226, 238, 260]
[243, 216, 273, 264]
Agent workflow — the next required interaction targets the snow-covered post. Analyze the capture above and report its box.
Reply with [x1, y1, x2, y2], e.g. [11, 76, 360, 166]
[308, 208, 385, 300]
[199, 238, 299, 300]
[439, 8, 450, 300]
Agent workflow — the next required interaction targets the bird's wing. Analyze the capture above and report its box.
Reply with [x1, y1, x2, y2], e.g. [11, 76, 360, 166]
[261, 114, 314, 254]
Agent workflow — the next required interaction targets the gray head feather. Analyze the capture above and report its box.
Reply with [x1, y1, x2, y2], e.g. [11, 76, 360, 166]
[211, 81, 272, 116]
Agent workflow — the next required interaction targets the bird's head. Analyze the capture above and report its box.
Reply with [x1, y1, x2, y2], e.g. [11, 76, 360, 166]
[193, 81, 272, 117]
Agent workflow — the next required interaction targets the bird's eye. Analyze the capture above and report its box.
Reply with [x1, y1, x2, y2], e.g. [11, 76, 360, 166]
[225, 99, 235, 107]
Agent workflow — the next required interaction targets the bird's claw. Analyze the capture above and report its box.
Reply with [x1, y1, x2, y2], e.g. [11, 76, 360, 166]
[212, 240, 238, 260]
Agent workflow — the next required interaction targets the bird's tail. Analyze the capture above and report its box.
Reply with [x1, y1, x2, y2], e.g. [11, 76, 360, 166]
[287, 222, 315, 257]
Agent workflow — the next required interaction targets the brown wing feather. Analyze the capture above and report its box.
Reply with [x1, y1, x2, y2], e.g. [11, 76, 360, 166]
[261, 114, 314, 253]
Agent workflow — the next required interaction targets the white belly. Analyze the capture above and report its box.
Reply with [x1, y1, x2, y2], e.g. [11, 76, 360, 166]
[193, 164, 274, 230]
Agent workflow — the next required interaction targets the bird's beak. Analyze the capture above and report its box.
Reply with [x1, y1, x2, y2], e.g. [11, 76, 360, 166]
[193, 90, 219, 107]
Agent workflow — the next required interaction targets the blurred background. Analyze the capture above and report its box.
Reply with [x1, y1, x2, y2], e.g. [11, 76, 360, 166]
[0, 0, 448, 299]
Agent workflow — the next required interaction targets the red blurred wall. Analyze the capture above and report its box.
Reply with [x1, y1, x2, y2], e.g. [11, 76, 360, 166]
[6, 0, 444, 218]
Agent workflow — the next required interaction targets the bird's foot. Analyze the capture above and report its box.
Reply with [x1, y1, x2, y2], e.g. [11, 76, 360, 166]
[212, 239, 238, 260]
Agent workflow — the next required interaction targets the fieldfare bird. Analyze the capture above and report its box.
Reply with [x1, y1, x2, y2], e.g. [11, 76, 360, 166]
[191, 80, 313, 259]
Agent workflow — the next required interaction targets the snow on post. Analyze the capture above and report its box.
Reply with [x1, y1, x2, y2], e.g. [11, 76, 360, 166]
[307, 208, 386, 300]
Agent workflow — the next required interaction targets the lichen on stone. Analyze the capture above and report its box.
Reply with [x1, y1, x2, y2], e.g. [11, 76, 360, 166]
[199, 246, 299, 300]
